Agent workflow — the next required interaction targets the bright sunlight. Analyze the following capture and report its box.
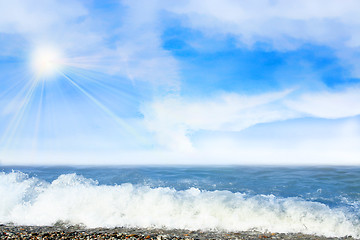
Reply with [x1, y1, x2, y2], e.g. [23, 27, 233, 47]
[30, 46, 64, 78]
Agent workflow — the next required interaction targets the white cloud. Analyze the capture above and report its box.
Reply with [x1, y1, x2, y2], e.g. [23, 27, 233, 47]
[141, 90, 298, 151]
[166, 0, 360, 48]
[142, 87, 360, 150]
[0, 0, 87, 34]
[164, 0, 360, 75]
[63, 0, 180, 88]
[285, 87, 360, 118]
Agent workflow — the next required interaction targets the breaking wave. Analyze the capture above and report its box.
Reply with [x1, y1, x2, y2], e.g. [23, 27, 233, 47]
[0, 171, 359, 238]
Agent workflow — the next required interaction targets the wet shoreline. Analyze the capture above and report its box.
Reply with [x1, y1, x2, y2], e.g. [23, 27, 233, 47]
[0, 225, 357, 240]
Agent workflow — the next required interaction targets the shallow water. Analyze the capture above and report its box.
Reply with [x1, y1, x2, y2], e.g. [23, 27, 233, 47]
[1, 166, 359, 237]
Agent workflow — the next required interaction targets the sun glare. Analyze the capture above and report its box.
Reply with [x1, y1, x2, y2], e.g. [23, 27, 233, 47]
[31, 46, 64, 78]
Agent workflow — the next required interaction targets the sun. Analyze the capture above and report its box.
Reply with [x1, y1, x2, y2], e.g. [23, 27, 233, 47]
[31, 46, 64, 78]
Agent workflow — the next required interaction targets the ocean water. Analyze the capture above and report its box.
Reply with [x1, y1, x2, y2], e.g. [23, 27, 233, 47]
[0, 166, 359, 238]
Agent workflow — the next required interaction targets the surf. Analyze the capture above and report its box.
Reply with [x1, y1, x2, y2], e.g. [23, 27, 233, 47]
[0, 171, 359, 238]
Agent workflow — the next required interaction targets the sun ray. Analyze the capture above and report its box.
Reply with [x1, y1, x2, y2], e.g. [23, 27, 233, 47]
[1, 48, 149, 155]
[62, 67, 142, 116]
[59, 72, 144, 141]
[0, 74, 30, 99]
[31, 78, 45, 150]
[0, 76, 41, 149]
[65, 66, 137, 100]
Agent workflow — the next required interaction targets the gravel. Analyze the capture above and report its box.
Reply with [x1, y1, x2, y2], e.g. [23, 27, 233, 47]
[0, 225, 357, 240]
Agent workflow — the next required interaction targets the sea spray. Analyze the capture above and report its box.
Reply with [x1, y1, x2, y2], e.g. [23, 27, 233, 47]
[0, 171, 359, 238]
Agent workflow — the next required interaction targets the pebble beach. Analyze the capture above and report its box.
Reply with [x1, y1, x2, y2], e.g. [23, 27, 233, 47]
[0, 225, 357, 240]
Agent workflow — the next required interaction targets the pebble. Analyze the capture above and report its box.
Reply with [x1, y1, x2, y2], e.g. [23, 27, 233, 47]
[0, 225, 357, 240]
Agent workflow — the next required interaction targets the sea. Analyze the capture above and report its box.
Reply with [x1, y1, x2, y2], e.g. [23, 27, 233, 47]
[0, 166, 359, 238]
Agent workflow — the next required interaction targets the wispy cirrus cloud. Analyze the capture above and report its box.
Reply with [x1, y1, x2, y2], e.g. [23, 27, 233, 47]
[141, 89, 297, 151]
[142, 87, 360, 150]
[285, 87, 360, 119]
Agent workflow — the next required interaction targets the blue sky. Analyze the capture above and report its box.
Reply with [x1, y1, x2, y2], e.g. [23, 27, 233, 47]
[0, 0, 360, 165]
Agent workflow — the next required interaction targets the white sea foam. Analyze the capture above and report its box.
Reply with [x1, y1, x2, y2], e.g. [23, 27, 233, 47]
[0, 171, 359, 238]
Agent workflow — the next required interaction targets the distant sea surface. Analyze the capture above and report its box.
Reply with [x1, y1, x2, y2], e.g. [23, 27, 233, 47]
[1, 166, 359, 238]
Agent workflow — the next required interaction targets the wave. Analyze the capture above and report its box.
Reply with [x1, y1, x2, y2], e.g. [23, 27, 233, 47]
[0, 171, 359, 238]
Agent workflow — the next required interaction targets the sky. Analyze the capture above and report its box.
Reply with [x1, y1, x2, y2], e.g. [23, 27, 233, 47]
[0, 0, 360, 165]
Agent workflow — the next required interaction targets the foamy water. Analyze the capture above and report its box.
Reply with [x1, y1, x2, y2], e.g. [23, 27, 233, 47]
[1, 170, 359, 238]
